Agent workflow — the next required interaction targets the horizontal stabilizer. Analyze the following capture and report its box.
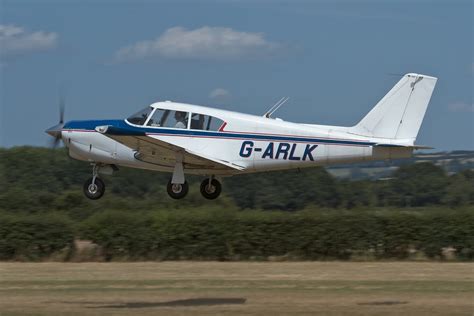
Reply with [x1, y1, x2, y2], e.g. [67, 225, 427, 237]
[374, 143, 434, 150]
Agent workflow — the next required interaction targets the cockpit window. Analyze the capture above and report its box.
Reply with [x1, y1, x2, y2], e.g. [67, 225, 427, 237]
[127, 107, 154, 125]
[190, 113, 225, 131]
[147, 109, 189, 129]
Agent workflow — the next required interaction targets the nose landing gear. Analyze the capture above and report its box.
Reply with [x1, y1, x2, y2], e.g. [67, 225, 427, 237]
[83, 164, 105, 200]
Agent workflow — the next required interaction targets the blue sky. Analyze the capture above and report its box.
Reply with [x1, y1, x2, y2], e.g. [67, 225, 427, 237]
[1, 0, 472, 150]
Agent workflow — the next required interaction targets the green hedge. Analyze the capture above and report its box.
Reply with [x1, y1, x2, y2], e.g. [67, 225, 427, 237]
[0, 213, 75, 260]
[1, 209, 472, 261]
[79, 209, 474, 261]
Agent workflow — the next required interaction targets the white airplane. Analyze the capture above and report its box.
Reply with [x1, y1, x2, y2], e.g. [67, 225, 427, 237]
[46, 73, 437, 200]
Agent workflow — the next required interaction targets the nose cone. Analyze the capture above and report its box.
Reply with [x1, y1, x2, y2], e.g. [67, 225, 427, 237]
[45, 122, 65, 138]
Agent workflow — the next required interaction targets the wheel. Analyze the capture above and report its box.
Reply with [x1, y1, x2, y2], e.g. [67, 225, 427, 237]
[83, 177, 105, 200]
[200, 179, 222, 200]
[167, 180, 189, 199]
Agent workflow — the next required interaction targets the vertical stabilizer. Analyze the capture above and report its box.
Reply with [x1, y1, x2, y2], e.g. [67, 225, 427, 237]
[352, 73, 437, 142]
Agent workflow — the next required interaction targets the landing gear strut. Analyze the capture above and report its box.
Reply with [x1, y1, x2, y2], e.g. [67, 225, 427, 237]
[200, 177, 221, 200]
[83, 164, 105, 200]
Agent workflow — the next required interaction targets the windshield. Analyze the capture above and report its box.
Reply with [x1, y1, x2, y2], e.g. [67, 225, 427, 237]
[127, 107, 154, 125]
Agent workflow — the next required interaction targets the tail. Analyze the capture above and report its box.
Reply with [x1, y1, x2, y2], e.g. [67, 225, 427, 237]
[351, 73, 437, 144]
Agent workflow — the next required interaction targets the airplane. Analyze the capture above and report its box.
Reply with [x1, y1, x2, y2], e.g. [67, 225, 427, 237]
[46, 73, 437, 200]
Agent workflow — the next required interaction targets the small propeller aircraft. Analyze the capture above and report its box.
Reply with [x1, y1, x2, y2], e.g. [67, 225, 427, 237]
[46, 73, 437, 200]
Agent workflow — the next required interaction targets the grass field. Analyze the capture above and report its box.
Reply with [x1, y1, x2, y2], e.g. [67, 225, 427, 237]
[0, 262, 473, 315]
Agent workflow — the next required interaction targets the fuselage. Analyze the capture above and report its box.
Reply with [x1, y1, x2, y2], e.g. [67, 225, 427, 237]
[60, 101, 413, 176]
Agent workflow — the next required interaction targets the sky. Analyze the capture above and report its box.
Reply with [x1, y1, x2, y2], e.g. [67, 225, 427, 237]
[0, 0, 472, 150]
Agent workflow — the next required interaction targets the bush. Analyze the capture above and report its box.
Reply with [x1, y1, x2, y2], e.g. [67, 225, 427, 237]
[80, 210, 156, 260]
[79, 208, 474, 261]
[0, 213, 75, 260]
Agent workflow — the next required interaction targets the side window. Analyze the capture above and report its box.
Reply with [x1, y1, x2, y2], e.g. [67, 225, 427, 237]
[207, 116, 226, 131]
[165, 111, 189, 129]
[190, 113, 225, 131]
[147, 109, 189, 129]
[147, 109, 168, 127]
[190, 113, 206, 130]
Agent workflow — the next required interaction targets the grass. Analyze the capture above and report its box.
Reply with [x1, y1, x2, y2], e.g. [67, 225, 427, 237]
[0, 262, 473, 315]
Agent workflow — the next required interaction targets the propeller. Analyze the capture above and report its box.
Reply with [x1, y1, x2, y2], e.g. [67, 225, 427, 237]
[46, 91, 66, 148]
[59, 92, 65, 124]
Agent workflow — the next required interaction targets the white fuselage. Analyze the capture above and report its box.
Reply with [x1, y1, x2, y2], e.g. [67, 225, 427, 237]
[62, 101, 413, 176]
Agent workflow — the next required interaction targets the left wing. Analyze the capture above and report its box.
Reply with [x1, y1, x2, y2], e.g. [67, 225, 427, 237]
[95, 125, 245, 171]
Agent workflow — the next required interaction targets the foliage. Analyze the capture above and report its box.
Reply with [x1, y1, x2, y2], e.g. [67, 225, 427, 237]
[0, 212, 75, 260]
[1, 147, 473, 212]
[74, 208, 474, 261]
[0, 147, 473, 261]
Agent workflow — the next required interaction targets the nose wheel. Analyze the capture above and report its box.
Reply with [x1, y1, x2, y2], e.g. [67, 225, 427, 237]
[83, 177, 105, 200]
[83, 163, 106, 200]
[200, 178, 222, 200]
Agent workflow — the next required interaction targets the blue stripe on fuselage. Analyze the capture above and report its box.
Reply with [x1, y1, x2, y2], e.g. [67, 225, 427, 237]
[63, 119, 375, 147]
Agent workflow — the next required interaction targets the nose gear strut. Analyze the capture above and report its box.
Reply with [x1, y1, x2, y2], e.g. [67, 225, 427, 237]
[83, 163, 106, 200]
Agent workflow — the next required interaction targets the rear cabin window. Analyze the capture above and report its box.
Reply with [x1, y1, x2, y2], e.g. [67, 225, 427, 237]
[147, 109, 189, 129]
[190, 113, 225, 131]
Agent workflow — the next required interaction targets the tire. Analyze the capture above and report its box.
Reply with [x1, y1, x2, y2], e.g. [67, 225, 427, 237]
[83, 177, 105, 200]
[200, 179, 222, 200]
[167, 180, 189, 199]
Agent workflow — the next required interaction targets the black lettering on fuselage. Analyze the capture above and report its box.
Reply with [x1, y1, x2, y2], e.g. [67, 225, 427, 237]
[302, 144, 317, 161]
[239, 141, 254, 157]
[275, 143, 291, 160]
[288, 143, 301, 161]
[262, 142, 274, 159]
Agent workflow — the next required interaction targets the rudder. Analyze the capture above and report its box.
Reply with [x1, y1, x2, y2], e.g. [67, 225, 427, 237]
[352, 73, 437, 142]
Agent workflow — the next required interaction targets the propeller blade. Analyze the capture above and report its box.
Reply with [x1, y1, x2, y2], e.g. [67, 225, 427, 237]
[59, 88, 65, 124]
[48, 135, 61, 149]
[46, 88, 66, 148]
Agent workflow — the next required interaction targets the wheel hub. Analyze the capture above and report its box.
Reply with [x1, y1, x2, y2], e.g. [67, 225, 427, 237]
[88, 183, 98, 194]
[171, 184, 182, 194]
[205, 185, 216, 194]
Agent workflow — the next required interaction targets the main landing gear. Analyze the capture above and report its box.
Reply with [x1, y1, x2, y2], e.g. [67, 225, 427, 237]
[165, 156, 222, 200]
[200, 177, 222, 200]
[166, 180, 189, 199]
[83, 164, 105, 200]
[165, 177, 222, 200]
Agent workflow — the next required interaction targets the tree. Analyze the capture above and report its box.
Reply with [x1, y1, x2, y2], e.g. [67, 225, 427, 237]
[389, 162, 449, 207]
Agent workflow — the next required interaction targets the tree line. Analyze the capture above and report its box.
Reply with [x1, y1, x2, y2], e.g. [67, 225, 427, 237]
[1, 147, 473, 213]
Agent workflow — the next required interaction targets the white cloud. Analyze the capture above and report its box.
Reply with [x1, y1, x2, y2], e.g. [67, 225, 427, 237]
[114, 26, 278, 62]
[448, 102, 474, 113]
[0, 24, 57, 57]
[209, 88, 231, 101]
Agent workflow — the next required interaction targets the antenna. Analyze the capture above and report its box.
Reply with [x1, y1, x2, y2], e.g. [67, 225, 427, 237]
[264, 97, 285, 117]
[263, 97, 290, 118]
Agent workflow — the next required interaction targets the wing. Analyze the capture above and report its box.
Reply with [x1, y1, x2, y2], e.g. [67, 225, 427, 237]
[95, 125, 245, 171]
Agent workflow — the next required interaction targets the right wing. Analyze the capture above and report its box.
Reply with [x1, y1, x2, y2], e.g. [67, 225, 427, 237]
[96, 125, 246, 171]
